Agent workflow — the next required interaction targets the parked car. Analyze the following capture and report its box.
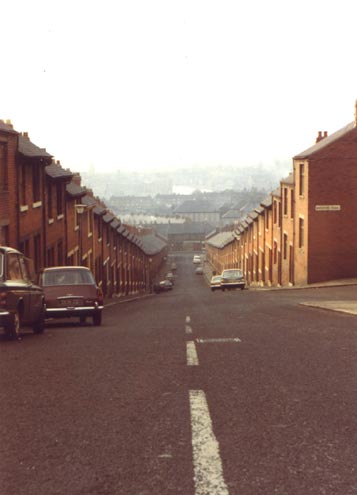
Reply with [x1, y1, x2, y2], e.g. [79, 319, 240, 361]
[220, 269, 245, 290]
[170, 262, 177, 271]
[210, 275, 222, 291]
[153, 279, 173, 293]
[39, 266, 104, 325]
[195, 266, 203, 275]
[166, 271, 175, 283]
[192, 255, 201, 264]
[0, 246, 46, 339]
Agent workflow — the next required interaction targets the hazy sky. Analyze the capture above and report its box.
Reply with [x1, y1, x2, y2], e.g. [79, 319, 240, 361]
[2, 0, 357, 173]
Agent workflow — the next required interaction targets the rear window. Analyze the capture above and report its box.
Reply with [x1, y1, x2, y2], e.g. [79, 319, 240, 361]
[222, 269, 243, 279]
[42, 269, 95, 286]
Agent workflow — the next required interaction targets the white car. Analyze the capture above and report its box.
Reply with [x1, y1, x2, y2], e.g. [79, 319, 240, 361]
[193, 255, 201, 264]
[220, 269, 245, 290]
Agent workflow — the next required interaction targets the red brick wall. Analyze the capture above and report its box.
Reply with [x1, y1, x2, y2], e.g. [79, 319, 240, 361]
[308, 127, 357, 283]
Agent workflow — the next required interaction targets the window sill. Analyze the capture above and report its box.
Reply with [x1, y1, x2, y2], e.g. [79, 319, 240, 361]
[33, 201, 42, 209]
[20, 205, 29, 213]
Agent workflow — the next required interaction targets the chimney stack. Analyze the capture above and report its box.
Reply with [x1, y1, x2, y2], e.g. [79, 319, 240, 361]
[316, 131, 328, 143]
[72, 173, 82, 186]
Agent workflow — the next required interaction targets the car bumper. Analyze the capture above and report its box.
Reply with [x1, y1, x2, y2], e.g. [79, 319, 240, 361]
[221, 282, 245, 289]
[45, 305, 104, 319]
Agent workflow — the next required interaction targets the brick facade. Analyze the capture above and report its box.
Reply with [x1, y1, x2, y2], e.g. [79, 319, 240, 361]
[206, 101, 357, 287]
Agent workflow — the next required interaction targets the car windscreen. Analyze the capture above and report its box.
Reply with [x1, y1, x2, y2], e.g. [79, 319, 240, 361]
[222, 270, 243, 279]
[42, 269, 95, 286]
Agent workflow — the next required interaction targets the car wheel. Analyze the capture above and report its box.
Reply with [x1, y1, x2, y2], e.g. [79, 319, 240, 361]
[33, 304, 46, 334]
[80, 316, 87, 325]
[241, 286, 245, 290]
[5, 310, 21, 340]
[93, 311, 102, 326]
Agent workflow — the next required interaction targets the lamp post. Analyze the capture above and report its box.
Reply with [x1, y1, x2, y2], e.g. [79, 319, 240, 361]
[75, 204, 86, 265]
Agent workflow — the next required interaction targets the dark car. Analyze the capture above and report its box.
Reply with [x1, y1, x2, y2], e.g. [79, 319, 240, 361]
[153, 279, 173, 293]
[39, 266, 104, 326]
[0, 246, 46, 339]
[220, 269, 246, 290]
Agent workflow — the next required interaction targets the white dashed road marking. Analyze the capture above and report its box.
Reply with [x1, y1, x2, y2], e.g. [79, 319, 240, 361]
[186, 315, 191, 323]
[186, 341, 199, 366]
[196, 337, 241, 343]
[189, 390, 229, 495]
[185, 324, 192, 334]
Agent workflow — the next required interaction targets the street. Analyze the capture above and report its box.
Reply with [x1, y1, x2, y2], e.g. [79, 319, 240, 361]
[1, 252, 357, 495]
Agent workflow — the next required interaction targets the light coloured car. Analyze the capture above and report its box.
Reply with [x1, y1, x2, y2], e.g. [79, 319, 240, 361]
[220, 269, 245, 290]
[195, 266, 203, 275]
[39, 266, 104, 325]
[210, 275, 222, 291]
[193, 255, 201, 264]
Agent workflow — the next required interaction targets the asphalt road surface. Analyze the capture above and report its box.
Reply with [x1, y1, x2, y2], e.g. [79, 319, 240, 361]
[1, 252, 357, 495]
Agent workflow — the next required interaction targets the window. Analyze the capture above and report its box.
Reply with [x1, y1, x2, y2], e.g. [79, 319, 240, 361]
[32, 165, 41, 202]
[299, 163, 305, 196]
[56, 183, 63, 215]
[265, 210, 269, 230]
[273, 201, 277, 224]
[57, 240, 63, 265]
[7, 254, 22, 280]
[0, 142, 8, 191]
[20, 163, 26, 205]
[299, 218, 304, 248]
[283, 233, 288, 260]
[278, 202, 282, 227]
[290, 190, 294, 218]
[47, 183, 53, 218]
[273, 241, 278, 264]
[283, 188, 288, 215]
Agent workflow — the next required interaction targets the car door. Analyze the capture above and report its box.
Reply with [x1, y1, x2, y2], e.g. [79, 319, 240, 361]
[19, 255, 43, 322]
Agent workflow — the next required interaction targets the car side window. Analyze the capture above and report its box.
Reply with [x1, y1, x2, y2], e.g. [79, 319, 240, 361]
[7, 254, 23, 281]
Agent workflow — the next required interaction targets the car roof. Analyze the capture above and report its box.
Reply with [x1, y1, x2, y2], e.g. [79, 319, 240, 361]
[0, 246, 22, 255]
[43, 266, 91, 272]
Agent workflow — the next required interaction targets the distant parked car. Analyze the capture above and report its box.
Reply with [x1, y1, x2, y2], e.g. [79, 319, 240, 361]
[210, 275, 222, 291]
[220, 269, 245, 290]
[166, 271, 175, 283]
[39, 266, 104, 326]
[170, 262, 177, 271]
[193, 255, 201, 264]
[195, 266, 203, 275]
[0, 246, 46, 339]
[153, 279, 173, 293]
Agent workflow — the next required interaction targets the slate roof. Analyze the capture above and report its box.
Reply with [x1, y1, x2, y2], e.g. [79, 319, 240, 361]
[167, 221, 214, 236]
[281, 173, 294, 185]
[140, 233, 168, 256]
[93, 204, 107, 216]
[221, 209, 241, 219]
[205, 231, 235, 249]
[82, 195, 97, 208]
[103, 212, 115, 224]
[260, 195, 272, 208]
[45, 161, 73, 180]
[174, 200, 217, 214]
[294, 121, 355, 159]
[66, 182, 87, 198]
[0, 121, 18, 135]
[18, 134, 52, 159]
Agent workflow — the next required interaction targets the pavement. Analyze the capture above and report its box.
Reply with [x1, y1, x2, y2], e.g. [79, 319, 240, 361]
[202, 259, 357, 316]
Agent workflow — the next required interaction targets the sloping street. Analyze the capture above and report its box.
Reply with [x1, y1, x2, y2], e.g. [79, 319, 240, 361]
[1, 253, 357, 495]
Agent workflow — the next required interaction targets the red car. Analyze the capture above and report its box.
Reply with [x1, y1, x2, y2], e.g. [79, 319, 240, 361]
[39, 266, 104, 326]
